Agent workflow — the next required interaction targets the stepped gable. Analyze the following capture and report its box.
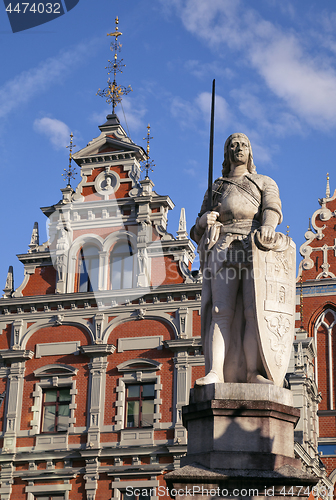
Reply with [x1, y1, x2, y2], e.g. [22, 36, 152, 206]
[71, 113, 146, 201]
[10, 113, 196, 298]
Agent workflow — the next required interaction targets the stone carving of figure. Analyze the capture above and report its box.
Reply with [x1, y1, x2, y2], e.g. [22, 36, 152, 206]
[191, 133, 284, 385]
[103, 176, 112, 190]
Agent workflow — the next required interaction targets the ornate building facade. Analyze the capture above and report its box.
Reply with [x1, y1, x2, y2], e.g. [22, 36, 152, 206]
[0, 113, 204, 500]
[297, 177, 336, 495]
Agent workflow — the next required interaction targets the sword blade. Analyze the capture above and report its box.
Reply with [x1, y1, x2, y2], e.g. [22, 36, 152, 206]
[207, 79, 215, 212]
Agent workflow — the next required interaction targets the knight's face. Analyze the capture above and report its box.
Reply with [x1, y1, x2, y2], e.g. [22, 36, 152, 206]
[228, 136, 249, 166]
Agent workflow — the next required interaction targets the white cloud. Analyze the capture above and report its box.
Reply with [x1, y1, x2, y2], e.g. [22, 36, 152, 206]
[230, 87, 302, 137]
[171, 96, 199, 129]
[0, 40, 97, 120]
[34, 118, 71, 150]
[184, 60, 234, 80]
[91, 98, 147, 138]
[118, 97, 147, 133]
[167, 0, 336, 129]
[198, 92, 231, 127]
[171, 92, 231, 131]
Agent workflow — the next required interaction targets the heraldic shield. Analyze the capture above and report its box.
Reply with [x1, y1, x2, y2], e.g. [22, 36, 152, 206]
[251, 231, 296, 387]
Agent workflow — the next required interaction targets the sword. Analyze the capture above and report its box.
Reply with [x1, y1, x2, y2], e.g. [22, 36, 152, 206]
[205, 79, 218, 250]
[207, 79, 215, 212]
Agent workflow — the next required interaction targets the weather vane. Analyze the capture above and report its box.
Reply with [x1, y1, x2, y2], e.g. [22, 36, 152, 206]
[62, 132, 77, 187]
[96, 16, 132, 113]
[141, 124, 155, 179]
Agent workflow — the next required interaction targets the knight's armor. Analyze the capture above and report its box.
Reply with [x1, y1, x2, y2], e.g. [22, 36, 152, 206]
[191, 174, 282, 269]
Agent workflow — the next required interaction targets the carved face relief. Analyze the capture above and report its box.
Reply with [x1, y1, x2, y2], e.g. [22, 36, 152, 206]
[102, 176, 113, 191]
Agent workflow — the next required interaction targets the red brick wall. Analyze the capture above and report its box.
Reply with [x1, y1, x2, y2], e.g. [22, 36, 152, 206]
[85, 167, 105, 182]
[192, 310, 201, 337]
[73, 225, 125, 241]
[11, 479, 25, 500]
[115, 182, 132, 198]
[22, 325, 91, 432]
[22, 266, 56, 296]
[96, 472, 111, 498]
[191, 365, 205, 386]
[0, 324, 11, 349]
[151, 256, 184, 286]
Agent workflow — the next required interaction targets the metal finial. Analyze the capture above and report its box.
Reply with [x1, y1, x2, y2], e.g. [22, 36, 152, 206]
[96, 16, 132, 113]
[286, 225, 290, 236]
[308, 218, 312, 231]
[326, 172, 330, 198]
[62, 132, 77, 187]
[141, 124, 155, 179]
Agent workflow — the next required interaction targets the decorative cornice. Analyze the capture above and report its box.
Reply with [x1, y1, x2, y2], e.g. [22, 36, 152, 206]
[0, 349, 33, 362]
[0, 282, 202, 316]
[164, 338, 202, 350]
[80, 344, 116, 357]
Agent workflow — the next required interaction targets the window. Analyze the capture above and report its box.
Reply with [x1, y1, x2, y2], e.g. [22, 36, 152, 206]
[123, 489, 152, 500]
[35, 496, 64, 500]
[125, 383, 155, 428]
[78, 246, 99, 292]
[110, 241, 134, 289]
[41, 387, 71, 433]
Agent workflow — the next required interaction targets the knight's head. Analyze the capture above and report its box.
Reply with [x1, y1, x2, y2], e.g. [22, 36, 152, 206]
[222, 133, 256, 176]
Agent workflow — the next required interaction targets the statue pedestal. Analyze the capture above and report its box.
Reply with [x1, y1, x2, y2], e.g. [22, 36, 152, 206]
[165, 384, 317, 499]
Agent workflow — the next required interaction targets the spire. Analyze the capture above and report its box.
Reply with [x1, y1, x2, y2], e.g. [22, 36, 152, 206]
[28, 222, 39, 253]
[177, 208, 188, 240]
[141, 124, 155, 179]
[96, 16, 132, 114]
[326, 172, 330, 198]
[3, 266, 14, 298]
[62, 132, 77, 187]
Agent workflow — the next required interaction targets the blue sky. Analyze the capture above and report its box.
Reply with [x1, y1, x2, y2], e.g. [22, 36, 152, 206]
[0, 0, 336, 290]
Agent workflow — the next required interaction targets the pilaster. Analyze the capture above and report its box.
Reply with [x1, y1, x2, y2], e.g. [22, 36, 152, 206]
[0, 350, 33, 454]
[81, 344, 115, 448]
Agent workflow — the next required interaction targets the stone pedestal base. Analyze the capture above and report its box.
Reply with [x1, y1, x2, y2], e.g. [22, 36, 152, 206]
[165, 384, 317, 499]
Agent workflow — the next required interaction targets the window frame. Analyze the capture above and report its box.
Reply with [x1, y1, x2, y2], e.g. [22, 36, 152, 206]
[125, 382, 156, 429]
[34, 495, 65, 500]
[40, 386, 72, 434]
[31, 365, 77, 436]
[109, 240, 135, 290]
[77, 245, 100, 293]
[114, 359, 162, 433]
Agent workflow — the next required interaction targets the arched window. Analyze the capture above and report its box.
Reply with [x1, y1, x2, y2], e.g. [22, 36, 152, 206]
[314, 309, 336, 411]
[110, 241, 134, 289]
[78, 246, 99, 292]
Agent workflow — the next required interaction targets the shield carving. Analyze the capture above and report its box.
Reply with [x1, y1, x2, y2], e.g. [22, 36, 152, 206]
[251, 232, 296, 387]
